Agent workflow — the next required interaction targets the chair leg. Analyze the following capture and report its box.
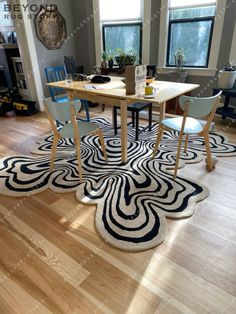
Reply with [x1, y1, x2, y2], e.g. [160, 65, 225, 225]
[204, 132, 213, 170]
[50, 136, 58, 172]
[84, 100, 90, 122]
[184, 134, 189, 153]
[74, 137, 83, 183]
[152, 127, 163, 158]
[113, 107, 118, 135]
[132, 111, 135, 128]
[173, 131, 185, 179]
[135, 111, 139, 141]
[97, 129, 108, 161]
[148, 104, 152, 131]
[102, 103, 105, 111]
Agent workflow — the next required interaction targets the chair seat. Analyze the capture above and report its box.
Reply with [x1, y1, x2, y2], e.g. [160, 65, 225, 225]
[113, 101, 153, 140]
[127, 102, 151, 111]
[162, 117, 203, 134]
[59, 120, 98, 138]
[55, 95, 80, 103]
[54, 95, 69, 103]
[114, 102, 151, 111]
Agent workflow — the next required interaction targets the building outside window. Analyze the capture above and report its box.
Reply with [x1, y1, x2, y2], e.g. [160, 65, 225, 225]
[167, 0, 216, 68]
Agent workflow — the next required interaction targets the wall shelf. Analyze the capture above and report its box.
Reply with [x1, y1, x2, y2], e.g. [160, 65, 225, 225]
[11, 57, 29, 97]
[0, 43, 18, 49]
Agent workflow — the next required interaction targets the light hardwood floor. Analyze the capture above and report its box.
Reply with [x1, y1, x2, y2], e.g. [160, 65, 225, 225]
[0, 107, 236, 314]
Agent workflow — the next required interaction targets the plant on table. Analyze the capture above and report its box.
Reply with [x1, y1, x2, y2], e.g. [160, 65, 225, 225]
[115, 48, 136, 69]
[101, 51, 108, 69]
[169, 48, 188, 82]
[107, 51, 114, 70]
[174, 48, 186, 73]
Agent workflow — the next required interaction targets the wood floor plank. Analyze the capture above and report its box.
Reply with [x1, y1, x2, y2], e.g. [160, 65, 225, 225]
[68, 229, 236, 313]
[0, 222, 104, 313]
[0, 205, 90, 288]
[0, 270, 52, 314]
[0, 110, 236, 313]
[3, 196, 162, 313]
[68, 230, 194, 314]
[155, 300, 183, 314]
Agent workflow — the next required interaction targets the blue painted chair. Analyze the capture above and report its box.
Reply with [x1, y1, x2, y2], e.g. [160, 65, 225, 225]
[43, 98, 107, 183]
[45, 65, 90, 121]
[153, 92, 222, 178]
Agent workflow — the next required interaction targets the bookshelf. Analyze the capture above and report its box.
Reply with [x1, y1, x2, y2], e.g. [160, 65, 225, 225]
[11, 57, 29, 97]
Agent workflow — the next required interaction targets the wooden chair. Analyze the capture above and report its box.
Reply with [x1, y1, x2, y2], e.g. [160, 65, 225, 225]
[113, 65, 157, 141]
[152, 92, 222, 178]
[43, 98, 107, 183]
[64, 56, 84, 74]
[45, 65, 90, 121]
[45, 65, 68, 103]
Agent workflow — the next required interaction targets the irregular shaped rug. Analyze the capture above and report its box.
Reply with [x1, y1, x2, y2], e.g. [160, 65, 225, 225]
[0, 118, 235, 251]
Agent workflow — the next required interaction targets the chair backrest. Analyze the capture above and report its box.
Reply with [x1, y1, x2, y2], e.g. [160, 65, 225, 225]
[45, 65, 67, 100]
[147, 65, 157, 78]
[179, 92, 222, 119]
[43, 98, 81, 124]
[64, 56, 77, 75]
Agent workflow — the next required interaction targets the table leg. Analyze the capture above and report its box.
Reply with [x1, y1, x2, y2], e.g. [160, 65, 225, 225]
[67, 91, 74, 100]
[113, 107, 118, 135]
[222, 96, 230, 119]
[159, 102, 166, 123]
[120, 100, 128, 164]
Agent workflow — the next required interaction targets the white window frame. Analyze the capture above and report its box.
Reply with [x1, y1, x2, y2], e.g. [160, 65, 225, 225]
[93, 0, 151, 66]
[158, 0, 227, 76]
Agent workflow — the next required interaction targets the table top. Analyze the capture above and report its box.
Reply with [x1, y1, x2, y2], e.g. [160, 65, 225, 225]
[48, 77, 199, 105]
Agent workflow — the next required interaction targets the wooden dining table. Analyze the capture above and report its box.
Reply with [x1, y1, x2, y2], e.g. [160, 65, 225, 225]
[47, 77, 199, 163]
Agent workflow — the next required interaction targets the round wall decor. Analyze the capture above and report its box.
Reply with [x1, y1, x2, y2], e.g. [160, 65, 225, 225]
[35, 5, 67, 50]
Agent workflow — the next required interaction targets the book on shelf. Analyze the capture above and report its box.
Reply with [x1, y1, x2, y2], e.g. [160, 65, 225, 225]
[15, 62, 23, 73]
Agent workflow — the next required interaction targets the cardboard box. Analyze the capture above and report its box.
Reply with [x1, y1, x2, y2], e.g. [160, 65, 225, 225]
[125, 65, 146, 95]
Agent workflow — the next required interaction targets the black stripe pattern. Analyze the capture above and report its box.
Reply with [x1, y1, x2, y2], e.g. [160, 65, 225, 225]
[0, 118, 235, 251]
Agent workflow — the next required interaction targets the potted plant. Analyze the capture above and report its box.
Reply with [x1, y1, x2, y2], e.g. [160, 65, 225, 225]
[218, 62, 236, 89]
[169, 48, 188, 83]
[107, 51, 114, 70]
[101, 51, 108, 69]
[115, 48, 136, 70]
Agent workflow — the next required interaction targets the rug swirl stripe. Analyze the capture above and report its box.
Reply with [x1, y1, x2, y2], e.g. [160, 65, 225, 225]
[0, 118, 235, 251]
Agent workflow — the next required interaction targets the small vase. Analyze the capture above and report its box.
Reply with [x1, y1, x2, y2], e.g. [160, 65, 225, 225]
[101, 61, 108, 69]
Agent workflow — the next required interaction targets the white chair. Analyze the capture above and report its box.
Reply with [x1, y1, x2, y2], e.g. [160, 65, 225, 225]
[44, 98, 107, 183]
[153, 92, 222, 178]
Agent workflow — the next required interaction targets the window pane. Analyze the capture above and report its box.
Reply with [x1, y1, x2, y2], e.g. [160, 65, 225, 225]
[99, 0, 142, 21]
[170, 0, 216, 9]
[168, 20, 213, 67]
[170, 6, 215, 19]
[103, 24, 141, 63]
[0, 1, 13, 27]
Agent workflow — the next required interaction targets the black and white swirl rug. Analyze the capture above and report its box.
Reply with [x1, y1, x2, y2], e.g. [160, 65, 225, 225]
[0, 118, 235, 251]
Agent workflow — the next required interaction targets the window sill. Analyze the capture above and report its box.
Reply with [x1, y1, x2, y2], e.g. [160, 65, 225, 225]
[157, 67, 218, 77]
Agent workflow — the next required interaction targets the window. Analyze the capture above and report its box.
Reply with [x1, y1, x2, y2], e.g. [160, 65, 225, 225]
[102, 23, 142, 62]
[0, 0, 13, 27]
[99, 0, 143, 63]
[167, 0, 216, 68]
